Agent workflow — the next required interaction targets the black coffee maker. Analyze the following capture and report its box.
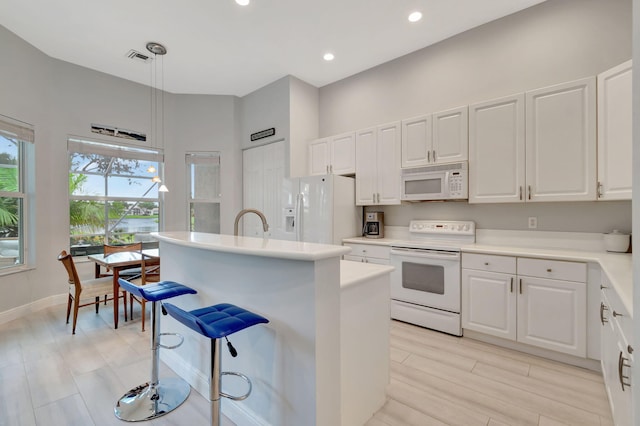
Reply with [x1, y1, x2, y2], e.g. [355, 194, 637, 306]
[363, 212, 384, 238]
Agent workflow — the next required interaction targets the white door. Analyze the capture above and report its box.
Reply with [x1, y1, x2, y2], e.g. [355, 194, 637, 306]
[330, 132, 356, 175]
[517, 276, 587, 357]
[597, 60, 632, 200]
[469, 94, 525, 203]
[525, 77, 596, 202]
[462, 269, 516, 340]
[401, 114, 432, 168]
[242, 141, 285, 237]
[355, 127, 377, 205]
[432, 106, 468, 164]
[308, 138, 329, 176]
[376, 122, 401, 205]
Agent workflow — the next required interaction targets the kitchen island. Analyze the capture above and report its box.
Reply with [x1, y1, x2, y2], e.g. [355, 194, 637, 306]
[152, 232, 392, 426]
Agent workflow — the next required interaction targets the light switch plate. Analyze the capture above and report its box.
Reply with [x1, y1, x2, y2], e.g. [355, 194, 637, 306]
[528, 217, 537, 229]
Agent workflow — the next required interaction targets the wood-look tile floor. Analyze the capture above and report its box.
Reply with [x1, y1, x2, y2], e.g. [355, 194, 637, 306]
[0, 303, 613, 426]
[367, 320, 613, 426]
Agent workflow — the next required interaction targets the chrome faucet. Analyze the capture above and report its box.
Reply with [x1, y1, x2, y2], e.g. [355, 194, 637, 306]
[234, 209, 270, 236]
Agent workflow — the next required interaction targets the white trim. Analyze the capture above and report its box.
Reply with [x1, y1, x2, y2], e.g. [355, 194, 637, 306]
[0, 293, 67, 325]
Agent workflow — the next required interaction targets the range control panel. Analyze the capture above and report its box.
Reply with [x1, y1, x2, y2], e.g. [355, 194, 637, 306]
[409, 220, 475, 236]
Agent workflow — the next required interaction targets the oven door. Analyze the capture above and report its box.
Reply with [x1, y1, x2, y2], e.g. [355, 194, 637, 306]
[389, 247, 460, 312]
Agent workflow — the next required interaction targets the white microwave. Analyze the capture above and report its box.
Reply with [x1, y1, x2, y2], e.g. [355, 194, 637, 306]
[401, 161, 468, 201]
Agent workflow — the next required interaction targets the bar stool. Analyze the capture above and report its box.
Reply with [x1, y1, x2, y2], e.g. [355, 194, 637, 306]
[114, 279, 197, 422]
[163, 302, 269, 426]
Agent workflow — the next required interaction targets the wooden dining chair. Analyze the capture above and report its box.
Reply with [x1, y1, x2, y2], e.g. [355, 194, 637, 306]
[57, 250, 128, 334]
[101, 242, 143, 277]
[128, 257, 160, 332]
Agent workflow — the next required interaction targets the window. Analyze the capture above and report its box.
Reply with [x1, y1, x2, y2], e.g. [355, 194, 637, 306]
[186, 152, 220, 233]
[68, 138, 164, 256]
[0, 115, 34, 269]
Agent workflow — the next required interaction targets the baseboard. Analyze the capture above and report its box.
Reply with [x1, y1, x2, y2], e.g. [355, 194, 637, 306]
[0, 293, 67, 325]
[463, 329, 601, 371]
[161, 350, 269, 426]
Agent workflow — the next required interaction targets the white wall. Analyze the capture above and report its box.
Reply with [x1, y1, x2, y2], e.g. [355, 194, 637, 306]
[240, 76, 290, 150]
[318, 0, 633, 233]
[289, 76, 319, 177]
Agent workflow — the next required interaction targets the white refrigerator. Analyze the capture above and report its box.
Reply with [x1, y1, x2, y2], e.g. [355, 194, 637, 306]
[244, 174, 360, 244]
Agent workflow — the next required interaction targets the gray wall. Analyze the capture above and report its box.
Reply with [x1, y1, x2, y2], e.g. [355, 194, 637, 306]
[318, 0, 633, 233]
[632, 0, 640, 417]
[0, 25, 242, 312]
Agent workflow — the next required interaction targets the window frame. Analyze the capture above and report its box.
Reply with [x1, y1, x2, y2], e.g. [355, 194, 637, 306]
[68, 137, 164, 256]
[186, 151, 221, 233]
[0, 114, 34, 272]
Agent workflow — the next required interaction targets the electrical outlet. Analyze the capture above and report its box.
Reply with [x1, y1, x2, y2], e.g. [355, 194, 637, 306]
[528, 217, 537, 229]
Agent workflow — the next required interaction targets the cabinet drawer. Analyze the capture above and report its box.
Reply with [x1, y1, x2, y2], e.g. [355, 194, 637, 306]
[462, 253, 516, 274]
[601, 275, 632, 346]
[517, 258, 586, 282]
[344, 243, 390, 260]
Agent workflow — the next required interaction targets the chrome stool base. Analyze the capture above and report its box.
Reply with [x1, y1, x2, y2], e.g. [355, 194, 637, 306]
[114, 377, 190, 422]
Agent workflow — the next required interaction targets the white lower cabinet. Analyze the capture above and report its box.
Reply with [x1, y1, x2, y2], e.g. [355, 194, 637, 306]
[462, 253, 587, 357]
[601, 276, 633, 426]
[343, 243, 390, 265]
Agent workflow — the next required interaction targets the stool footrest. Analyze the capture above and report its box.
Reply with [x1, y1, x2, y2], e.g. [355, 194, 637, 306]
[158, 332, 184, 350]
[220, 371, 252, 401]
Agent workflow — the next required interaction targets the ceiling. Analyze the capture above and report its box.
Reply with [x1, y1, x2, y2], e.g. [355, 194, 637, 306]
[0, 0, 548, 97]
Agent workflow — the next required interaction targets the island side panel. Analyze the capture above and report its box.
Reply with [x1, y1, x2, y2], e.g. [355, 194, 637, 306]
[158, 240, 341, 426]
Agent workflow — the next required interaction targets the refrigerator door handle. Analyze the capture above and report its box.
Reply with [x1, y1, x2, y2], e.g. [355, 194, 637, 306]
[295, 193, 303, 241]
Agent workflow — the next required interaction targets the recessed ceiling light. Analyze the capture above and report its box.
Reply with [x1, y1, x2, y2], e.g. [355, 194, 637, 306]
[323, 53, 335, 61]
[235, 0, 250, 6]
[408, 11, 422, 22]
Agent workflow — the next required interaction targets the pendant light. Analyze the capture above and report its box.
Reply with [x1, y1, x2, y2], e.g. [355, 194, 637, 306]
[147, 41, 169, 193]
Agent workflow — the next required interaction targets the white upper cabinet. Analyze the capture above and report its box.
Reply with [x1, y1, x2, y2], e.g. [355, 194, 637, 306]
[469, 77, 597, 204]
[525, 77, 597, 202]
[401, 114, 432, 168]
[308, 132, 355, 176]
[401, 106, 468, 168]
[432, 106, 468, 164]
[355, 122, 401, 206]
[308, 138, 330, 175]
[597, 60, 632, 200]
[469, 94, 525, 203]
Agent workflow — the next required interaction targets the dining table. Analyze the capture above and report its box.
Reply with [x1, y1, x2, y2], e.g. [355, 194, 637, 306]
[88, 248, 160, 329]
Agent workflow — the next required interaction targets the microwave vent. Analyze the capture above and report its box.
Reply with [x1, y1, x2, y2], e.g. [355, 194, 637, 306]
[401, 161, 467, 175]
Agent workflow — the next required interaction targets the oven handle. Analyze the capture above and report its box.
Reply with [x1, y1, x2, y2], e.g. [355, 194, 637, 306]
[390, 248, 460, 260]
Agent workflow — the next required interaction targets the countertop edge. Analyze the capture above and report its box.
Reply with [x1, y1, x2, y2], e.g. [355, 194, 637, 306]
[153, 232, 350, 261]
[340, 260, 394, 288]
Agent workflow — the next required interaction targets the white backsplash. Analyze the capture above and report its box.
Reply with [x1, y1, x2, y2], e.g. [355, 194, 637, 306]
[383, 226, 608, 252]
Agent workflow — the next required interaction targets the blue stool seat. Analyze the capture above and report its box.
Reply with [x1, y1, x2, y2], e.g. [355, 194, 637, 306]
[163, 303, 269, 339]
[163, 302, 268, 426]
[114, 279, 197, 422]
[118, 279, 197, 302]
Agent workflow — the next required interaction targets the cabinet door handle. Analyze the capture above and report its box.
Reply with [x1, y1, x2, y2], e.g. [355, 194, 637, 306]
[597, 181, 603, 198]
[510, 277, 513, 293]
[613, 310, 623, 318]
[484, 262, 489, 266]
[600, 285, 608, 290]
[427, 150, 431, 162]
[600, 302, 609, 325]
[528, 185, 532, 200]
[329, 164, 333, 174]
[546, 268, 552, 273]
[519, 278, 522, 294]
[519, 186, 523, 201]
[618, 351, 632, 391]
[433, 150, 437, 162]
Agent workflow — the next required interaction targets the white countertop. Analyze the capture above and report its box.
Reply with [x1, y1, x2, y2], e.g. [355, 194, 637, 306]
[153, 231, 350, 261]
[342, 236, 633, 316]
[340, 260, 394, 288]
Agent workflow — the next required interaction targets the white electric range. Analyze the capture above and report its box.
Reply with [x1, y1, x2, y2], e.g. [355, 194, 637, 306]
[389, 220, 475, 336]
